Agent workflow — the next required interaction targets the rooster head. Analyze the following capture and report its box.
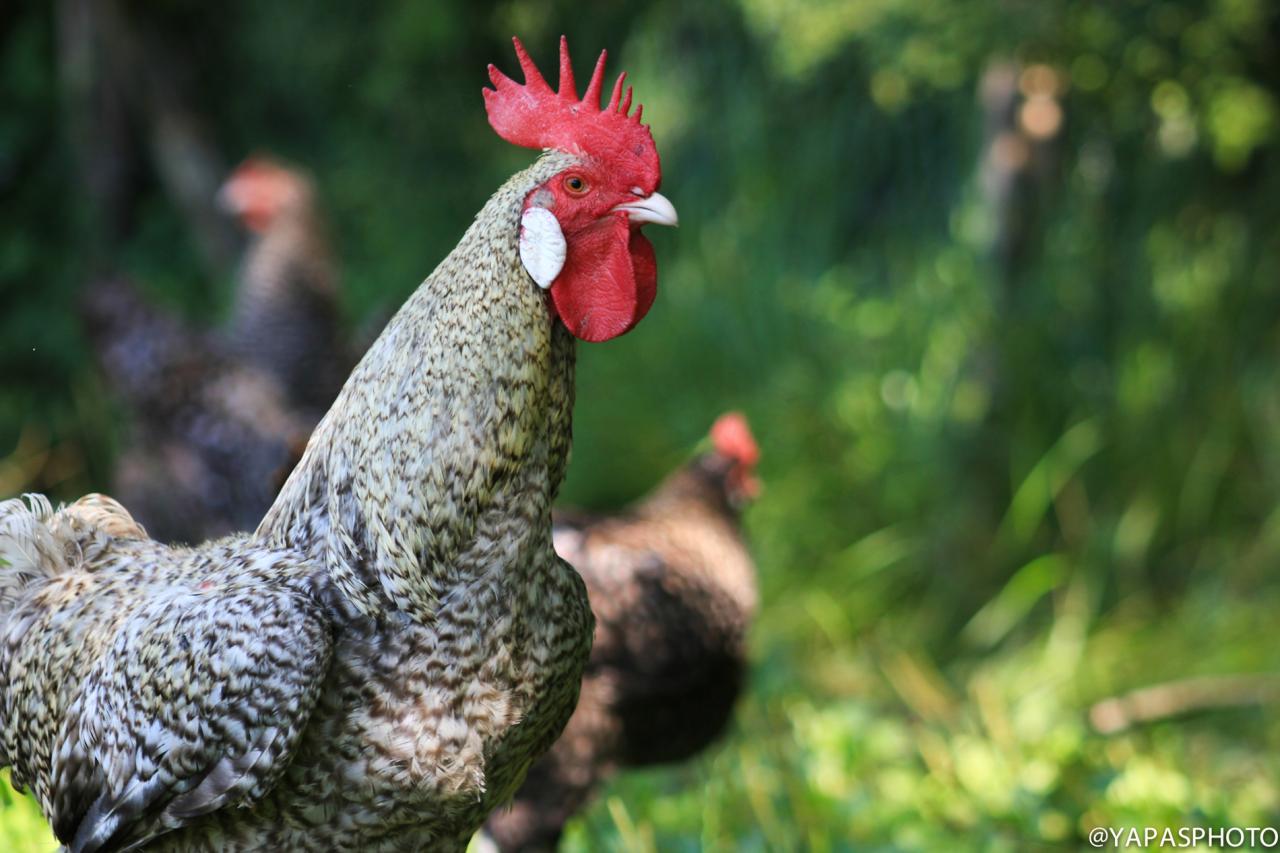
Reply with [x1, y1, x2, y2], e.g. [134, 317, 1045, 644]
[485, 36, 677, 343]
[710, 412, 762, 504]
[218, 156, 313, 234]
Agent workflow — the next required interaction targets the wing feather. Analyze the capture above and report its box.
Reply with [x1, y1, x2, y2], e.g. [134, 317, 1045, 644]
[48, 583, 332, 852]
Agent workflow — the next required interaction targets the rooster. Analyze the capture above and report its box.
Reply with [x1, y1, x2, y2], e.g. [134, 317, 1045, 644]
[1, 37, 677, 851]
[484, 413, 761, 852]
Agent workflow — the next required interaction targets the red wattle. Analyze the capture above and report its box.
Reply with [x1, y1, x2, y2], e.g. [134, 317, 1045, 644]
[630, 231, 657, 323]
[550, 212, 658, 343]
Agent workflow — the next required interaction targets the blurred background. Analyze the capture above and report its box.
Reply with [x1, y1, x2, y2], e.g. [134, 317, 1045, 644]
[3, 0, 1280, 849]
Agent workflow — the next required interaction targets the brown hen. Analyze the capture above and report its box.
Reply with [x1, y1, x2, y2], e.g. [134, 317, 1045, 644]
[485, 413, 761, 852]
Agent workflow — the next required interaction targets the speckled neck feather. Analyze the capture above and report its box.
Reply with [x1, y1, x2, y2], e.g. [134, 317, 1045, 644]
[258, 152, 579, 621]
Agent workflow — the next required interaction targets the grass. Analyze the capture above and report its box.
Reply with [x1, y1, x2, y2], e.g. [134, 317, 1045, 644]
[0, 773, 53, 853]
[555, 584, 1280, 851]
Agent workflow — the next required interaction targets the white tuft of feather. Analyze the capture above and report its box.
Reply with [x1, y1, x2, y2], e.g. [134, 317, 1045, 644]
[0, 494, 67, 613]
[518, 207, 566, 290]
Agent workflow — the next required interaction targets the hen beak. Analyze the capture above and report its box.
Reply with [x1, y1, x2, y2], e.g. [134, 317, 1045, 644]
[613, 191, 679, 228]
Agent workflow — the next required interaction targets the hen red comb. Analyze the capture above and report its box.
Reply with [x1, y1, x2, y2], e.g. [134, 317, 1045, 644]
[228, 154, 292, 179]
[484, 36, 660, 188]
[710, 412, 760, 467]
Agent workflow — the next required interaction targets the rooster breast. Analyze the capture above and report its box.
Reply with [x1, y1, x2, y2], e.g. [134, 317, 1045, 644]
[149, 549, 590, 853]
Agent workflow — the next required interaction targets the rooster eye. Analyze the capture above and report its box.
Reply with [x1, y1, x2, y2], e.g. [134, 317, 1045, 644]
[564, 175, 589, 195]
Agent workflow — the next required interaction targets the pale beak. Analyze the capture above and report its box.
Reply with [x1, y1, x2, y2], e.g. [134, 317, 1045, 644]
[613, 191, 679, 227]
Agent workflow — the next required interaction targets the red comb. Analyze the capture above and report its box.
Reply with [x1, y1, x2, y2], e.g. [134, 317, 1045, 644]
[222, 157, 295, 198]
[484, 36, 660, 188]
[228, 156, 280, 181]
[710, 412, 759, 467]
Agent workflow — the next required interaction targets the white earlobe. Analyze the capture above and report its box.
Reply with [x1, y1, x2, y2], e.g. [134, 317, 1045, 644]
[519, 207, 566, 290]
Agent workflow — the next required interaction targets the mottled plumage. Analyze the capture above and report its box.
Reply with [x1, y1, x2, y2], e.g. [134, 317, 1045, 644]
[485, 417, 761, 852]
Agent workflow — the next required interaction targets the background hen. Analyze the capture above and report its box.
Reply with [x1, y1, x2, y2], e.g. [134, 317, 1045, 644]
[485, 412, 761, 852]
[80, 277, 309, 543]
[218, 156, 355, 418]
[81, 157, 345, 542]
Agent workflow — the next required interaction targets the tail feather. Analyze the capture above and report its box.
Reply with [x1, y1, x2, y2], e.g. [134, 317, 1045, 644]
[0, 494, 70, 614]
[0, 493, 147, 617]
[61, 494, 148, 542]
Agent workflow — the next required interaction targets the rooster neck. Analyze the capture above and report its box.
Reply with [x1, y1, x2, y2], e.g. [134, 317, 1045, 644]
[258, 153, 580, 622]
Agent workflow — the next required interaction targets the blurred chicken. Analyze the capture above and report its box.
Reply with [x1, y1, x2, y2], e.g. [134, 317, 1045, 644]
[82, 157, 347, 542]
[81, 277, 311, 542]
[218, 157, 353, 417]
[485, 413, 761, 852]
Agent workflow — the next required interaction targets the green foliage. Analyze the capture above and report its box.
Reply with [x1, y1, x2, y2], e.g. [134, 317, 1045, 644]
[4, 0, 1280, 848]
[0, 773, 51, 852]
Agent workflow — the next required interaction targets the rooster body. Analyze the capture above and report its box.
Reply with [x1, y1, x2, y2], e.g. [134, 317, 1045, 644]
[1, 36, 678, 850]
[485, 415, 760, 851]
[0, 496, 331, 851]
